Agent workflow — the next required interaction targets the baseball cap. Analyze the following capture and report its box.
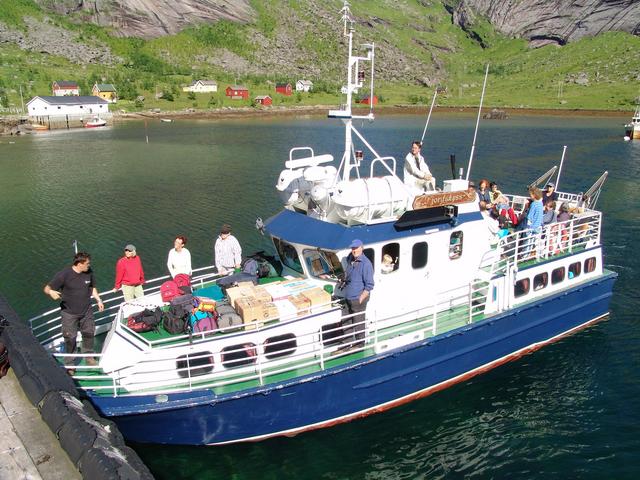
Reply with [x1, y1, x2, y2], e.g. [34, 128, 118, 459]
[124, 244, 136, 252]
[546, 182, 555, 188]
[349, 239, 363, 249]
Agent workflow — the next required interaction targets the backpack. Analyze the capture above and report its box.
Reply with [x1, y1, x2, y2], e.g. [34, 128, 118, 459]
[196, 297, 217, 312]
[218, 312, 243, 332]
[174, 273, 191, 287]
[127, 307, 163, 333]
[170, 294, 198, 318]
[241, 258, 259, 276]
[162, 310, 190, 335]
[191, 311, 218, 333]
[160, 280, 181, 302]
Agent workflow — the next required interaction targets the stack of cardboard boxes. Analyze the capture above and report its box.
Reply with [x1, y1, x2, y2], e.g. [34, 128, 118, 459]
[225, 279, 332, 330]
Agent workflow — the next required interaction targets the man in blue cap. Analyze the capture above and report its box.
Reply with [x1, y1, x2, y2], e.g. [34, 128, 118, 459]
[339, 239, 375, 351]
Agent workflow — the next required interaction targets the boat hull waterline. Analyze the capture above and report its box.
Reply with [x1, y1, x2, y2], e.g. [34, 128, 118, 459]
[89, 272, 616, 445]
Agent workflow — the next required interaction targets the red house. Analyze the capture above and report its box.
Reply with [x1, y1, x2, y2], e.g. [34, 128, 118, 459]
[357, 94, 378, 105]
[254, 95, 273, 106]
[225, 85, 249, 100]
[52, 81, 80, 97]
[275, 83, 292, 96]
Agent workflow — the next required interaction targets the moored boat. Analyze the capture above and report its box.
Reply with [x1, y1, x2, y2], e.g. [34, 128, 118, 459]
[28, 2, 617, 446]
[85, 117, 107, 128]
[624, 105, 640, 140]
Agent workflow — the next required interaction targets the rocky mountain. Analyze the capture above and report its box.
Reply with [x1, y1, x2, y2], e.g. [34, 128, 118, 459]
[453, 0, 640, 47]
[37, 0, 255, 38]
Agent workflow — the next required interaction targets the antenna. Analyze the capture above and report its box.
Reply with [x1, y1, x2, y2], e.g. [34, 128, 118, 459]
[556, 145, 567, 190]
[465, 64, 489, 181]
[420, 90, 438, 145]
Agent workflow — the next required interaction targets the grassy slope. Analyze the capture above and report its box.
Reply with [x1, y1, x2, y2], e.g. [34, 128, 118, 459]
[0, 0, 638, 114]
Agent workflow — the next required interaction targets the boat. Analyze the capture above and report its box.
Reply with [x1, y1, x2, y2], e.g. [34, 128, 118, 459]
[624, 105, 640, 140]
[160, 118, 173, 123]
[84, 117, 107, 128]
[30, 123, 49, 132]
[28, 2, 616, 446]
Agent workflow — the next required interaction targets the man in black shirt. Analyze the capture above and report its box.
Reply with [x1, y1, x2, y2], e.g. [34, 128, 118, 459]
[44, 252, 104, 372]
[542, 182, 559, 205]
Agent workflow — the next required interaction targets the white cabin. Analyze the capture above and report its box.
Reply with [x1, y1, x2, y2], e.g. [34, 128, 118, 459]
[183, 80, 218, 93]
[27, 96, 110, 118]
[296, 80, 313, 92]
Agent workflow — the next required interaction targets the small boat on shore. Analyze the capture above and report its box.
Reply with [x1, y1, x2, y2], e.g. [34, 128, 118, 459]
[160, 118, 173, 123]
[624, 105, 640, 140]
[85, 117, 107, 128]
[28, 1, 616, 446]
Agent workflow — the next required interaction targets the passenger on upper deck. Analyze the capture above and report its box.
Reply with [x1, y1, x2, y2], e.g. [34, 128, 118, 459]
[557, 202, 571, 223]
[477, 179, 492, 205]
[214, 224, 242, 275]
[542, 182, 559, 204]
[479, 201, 500, 238]
[543, 200, 557, 225]
[167, 235, 192, 278]
[403, 141, 434, 192]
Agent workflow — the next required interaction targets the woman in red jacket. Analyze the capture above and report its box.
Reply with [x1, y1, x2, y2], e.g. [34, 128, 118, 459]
[114, 244, 145, 301]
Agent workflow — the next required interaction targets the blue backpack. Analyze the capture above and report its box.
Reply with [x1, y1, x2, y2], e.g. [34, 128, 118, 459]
[190, 310, 218, 333]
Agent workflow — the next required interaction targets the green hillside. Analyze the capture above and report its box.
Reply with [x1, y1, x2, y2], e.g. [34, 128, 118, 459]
[0, 0, 638, 114]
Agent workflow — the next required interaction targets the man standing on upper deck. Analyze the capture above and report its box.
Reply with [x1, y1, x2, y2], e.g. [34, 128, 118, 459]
[404, 140, 435, 192]
[214, 224, 242, 275]
[44, 252, 104, 372]
[337, 239, 375, 352]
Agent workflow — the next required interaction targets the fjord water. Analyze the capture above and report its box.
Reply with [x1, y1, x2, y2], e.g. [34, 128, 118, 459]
[1, 113, 638, 478]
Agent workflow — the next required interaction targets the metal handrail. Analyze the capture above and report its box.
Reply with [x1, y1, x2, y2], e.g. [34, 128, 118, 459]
[60, 286, 478, 396]
[29, 265, 220, 345]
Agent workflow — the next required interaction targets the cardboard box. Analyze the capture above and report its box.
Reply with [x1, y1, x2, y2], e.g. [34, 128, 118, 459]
[273, 299, 298, 320]
[236, 298, 279, 330]
[226, 285, 254, 308]
[252, 285, 273, 302]
[288, 294, 311, 315]
[301, 287, 332, 311]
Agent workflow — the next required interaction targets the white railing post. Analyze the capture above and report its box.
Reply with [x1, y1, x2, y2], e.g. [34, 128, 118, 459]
[568, 219, 574, 253]
[257, 349, 264, 386]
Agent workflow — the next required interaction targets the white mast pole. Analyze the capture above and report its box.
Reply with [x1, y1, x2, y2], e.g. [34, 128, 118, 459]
[341, 2, 354, 181]
[420, 90, 438, 145]
[556, 145, 567, 191]
[465, 64, 489, 181]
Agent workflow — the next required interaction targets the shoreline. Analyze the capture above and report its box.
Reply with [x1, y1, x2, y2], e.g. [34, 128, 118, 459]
[115, 104, 631, 122]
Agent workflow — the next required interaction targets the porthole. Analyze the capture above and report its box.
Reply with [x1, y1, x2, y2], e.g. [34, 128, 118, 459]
[584, 257, 596, 273]
[322, 321, 343, 347]
[176, 351, 213, 378]
[552, 267, 565, 284]
[221, 343, 257, 368]
[264, 334, 297, 359]
[568, 262, 581, 279]
[534, 272, 548, 291]
[514, 278, 530, 298]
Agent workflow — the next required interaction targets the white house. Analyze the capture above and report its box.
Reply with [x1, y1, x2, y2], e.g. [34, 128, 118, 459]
[183, 80, 218, 93]
[296, 80, 313, 92]
[27, 96, 110, 117]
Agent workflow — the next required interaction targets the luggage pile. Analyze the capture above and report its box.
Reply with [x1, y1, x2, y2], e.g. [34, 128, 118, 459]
[225, 279, 332, 330]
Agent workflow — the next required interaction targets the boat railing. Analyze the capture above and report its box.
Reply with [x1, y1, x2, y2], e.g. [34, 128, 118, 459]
[492, 211, 602, 275]
[369, 156, 397, 177]
[28, 265, 221, 346]
[61, 285, 484, 396]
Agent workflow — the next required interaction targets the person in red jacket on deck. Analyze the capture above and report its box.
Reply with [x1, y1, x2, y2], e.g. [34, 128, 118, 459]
[114, 244, 145, 301]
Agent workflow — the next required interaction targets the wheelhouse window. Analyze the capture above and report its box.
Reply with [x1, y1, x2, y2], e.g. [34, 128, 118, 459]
[568, 262, 581, 279]
[552, 267, 565, 284]
[273, 237, 303, 274]
[302, 248, 343, 280]
[363, 248, 375, 267]
[176, 351, 214, 378]
[449, 231, 463, 259]
[412, 242, 428, 269]
[221, 343, 257, 368]
[534, 273, 548, 291]
[584, 257, 597, 273]
[264, 334, 297, 360]
[381, 242, 399, 274]
[514, 278, 530, 298]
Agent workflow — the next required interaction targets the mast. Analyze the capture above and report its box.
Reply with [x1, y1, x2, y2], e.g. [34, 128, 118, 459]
[330, 1, 375, 181]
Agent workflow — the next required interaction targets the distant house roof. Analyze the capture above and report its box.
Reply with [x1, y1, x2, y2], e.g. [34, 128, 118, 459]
[227, 85, 248, 90]
[189, 80, 218, 86]
[297, 80, 313, 86]
[28, 96, 110, 106]
[255, 95, 272, 100]
[275, 83, 291, 88]
[94, 83, 117, 92]
[53, 81, 78, 88]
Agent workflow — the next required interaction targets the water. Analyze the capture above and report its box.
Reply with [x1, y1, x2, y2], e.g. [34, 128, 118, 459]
[1, 113, 639, 478]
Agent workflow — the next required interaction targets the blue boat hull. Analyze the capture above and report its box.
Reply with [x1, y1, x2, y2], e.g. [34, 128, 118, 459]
[89, 272, 616, 445]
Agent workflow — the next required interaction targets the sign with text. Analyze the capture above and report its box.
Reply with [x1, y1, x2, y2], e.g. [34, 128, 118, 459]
[412, 188, 476, 210]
